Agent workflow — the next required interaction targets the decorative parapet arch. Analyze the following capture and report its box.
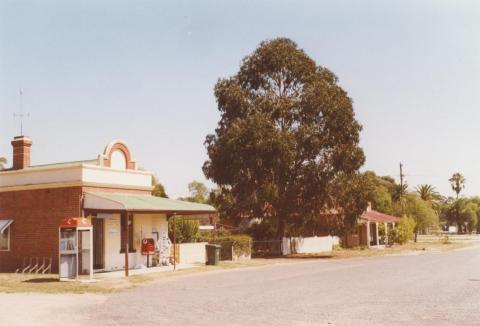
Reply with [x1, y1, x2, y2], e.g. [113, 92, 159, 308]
[98, 139, 137, 170]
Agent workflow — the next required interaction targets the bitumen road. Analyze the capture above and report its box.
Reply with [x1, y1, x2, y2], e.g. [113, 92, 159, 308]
[77, 246, 480, 326]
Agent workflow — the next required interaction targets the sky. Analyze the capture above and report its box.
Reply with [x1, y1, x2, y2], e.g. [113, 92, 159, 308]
[1, 0, 479, 198]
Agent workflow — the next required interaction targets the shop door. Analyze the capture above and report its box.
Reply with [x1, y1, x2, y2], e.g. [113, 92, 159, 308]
[92, 218, 104, 270]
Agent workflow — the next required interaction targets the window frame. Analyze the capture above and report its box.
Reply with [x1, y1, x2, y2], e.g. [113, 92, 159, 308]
[0, 226, 10, 251]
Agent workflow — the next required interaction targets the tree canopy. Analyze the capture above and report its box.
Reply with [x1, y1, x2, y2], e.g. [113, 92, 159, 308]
[449, 172, 466, 199]
[178, 181, 211, 204]
[0, 157, 7, 170]
[203, 38, 366, 237]
[151, 176, 168, 198]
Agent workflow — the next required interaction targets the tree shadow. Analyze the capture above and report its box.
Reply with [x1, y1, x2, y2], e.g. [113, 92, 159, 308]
[22, 278, 59, 283]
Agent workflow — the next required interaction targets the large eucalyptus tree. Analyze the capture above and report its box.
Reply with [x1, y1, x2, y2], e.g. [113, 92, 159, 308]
[203, 38, 367, 237]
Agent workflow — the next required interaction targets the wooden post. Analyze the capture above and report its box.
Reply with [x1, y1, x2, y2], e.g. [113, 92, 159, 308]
[125, 212, 129, 277]
[366, 221, 371, 248]
[173, 213, 176, 271]
[384, 222, 388, 245]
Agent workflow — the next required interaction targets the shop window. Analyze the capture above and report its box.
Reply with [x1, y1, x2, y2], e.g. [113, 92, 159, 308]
[0, 226, 10, 251]
[120, 214, 135, 253]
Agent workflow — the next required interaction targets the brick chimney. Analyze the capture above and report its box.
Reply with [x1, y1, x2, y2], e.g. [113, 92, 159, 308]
[366, 202, 372, 212]
[11, 136, 32, 170]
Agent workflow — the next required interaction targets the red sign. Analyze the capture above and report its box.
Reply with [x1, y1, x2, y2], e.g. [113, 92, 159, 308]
[59, 217, 91, 228]
[141, 238, 155, 255]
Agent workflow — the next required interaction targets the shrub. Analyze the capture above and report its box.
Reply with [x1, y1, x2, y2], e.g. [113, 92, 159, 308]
[247, 222, 276, 241]
[387, 227, 397, 246]
[395, 216, 416, 245]
[168, 218, 200, 243]
[199, 233, 252, 257]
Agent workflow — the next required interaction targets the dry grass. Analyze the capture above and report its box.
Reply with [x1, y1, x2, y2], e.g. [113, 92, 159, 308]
[330, 240, 470, 259]
[1, 240, 473, 294]
[0, 274, 134, 294]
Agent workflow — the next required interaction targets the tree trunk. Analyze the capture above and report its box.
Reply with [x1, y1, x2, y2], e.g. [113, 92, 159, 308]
[277, 215, 286, 240]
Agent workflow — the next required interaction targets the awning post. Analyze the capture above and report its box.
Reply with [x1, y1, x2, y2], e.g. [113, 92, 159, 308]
[173, 213, 176, 271]
[125, 212, 130, 277]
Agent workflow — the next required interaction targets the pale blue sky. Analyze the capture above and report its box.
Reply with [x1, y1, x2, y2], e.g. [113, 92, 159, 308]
[1, 0, 479, 198]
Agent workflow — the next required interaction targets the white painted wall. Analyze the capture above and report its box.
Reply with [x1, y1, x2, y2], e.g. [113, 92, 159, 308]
[0, 164, 152, 190]
[101, 213, 168, 271]
[281, 236, 339, 255]
[82, 166, 151, 188]
[110, 150, 127, 170]
[179, 242, 207, 264]
[0, 166, 82, 187]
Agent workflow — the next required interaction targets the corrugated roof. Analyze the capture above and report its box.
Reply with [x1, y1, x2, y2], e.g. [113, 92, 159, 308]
[85, 192, 217, 214]
[361, 210, 400, 223]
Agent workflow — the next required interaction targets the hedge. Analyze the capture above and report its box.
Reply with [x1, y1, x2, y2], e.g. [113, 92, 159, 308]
[199, 234, 252, 257]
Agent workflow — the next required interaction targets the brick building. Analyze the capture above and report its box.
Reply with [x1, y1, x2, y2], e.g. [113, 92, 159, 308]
[344, 205, 400, 248]
[0, 135, 216, 274]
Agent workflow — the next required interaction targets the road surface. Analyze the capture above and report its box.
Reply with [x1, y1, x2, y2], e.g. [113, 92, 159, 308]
[3, 246, 480, 325]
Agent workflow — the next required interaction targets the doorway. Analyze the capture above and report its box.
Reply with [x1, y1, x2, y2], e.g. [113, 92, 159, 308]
[92, 217, 104, 270]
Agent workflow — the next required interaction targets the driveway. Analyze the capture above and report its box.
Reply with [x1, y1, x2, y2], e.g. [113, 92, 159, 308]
[2, 246, 480, 326]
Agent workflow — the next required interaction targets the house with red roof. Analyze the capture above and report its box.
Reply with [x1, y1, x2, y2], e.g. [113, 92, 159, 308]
[344, 204, 401, 248]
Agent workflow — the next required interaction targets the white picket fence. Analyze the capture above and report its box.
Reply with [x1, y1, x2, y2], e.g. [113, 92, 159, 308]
[281, 236, 339, 255]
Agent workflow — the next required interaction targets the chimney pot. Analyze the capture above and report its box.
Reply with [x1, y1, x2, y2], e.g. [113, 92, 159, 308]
[11, 136, 32, 170]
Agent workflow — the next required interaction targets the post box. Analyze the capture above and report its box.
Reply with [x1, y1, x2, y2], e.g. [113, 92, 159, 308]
[141, 238, 155, 255]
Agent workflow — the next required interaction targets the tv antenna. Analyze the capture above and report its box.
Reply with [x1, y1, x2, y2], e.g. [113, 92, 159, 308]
[13, 88, 29, 136]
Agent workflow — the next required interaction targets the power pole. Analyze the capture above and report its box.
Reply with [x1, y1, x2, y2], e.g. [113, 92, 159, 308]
[399, 162, 406, 216]
[399, 162, 404, 197]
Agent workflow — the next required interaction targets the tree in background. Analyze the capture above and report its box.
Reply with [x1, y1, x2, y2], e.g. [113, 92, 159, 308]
[400, 193, 439, 240]
[151, 176, 168, 198]
[460, 201, 478, 233]
[188, 181, 209, 203]
[203, 38, 366, 238]
[448, 173, 466, 232]
[415, 184, 442, 203]
[179, 181, 210, 204]
[444, 198, 479, 233]
[0, 157, 7, 170]
[168, 218, 200, 243]
[363, 171, 397, 214]
[449, 173, 466, 199]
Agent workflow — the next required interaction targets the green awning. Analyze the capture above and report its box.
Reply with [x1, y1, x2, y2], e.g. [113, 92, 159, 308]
[84, 192, 217, 215]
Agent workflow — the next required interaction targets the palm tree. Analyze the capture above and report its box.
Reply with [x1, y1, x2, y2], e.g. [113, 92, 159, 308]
[0, 157, 7, 170]
[449, 173, 466, 200]
[415, 184, 442, 202]
[449, 173, 466, 233]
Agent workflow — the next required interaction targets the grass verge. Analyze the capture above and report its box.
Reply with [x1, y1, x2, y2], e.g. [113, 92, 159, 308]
[0, 240, 473, 294]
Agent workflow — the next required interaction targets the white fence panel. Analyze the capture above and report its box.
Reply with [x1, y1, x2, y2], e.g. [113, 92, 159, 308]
[281, 236, 337, 255]
[179, 242, 207, 264]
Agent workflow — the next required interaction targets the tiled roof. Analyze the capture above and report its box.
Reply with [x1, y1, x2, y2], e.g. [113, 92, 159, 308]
[361, 210, 400, 223]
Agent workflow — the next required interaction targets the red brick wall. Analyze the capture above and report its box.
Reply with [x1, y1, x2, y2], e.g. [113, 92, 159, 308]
[0, 186, 151, 273]
[0, 187, 83, 273]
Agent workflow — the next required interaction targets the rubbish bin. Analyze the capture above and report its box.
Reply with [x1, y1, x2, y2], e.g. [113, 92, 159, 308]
[205, 244, 221, 265]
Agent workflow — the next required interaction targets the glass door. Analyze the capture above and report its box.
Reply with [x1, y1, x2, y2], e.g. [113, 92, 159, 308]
[78, 229, 92, 278]
[59, 228, 77, 279]
[92, 218, 104, 270]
